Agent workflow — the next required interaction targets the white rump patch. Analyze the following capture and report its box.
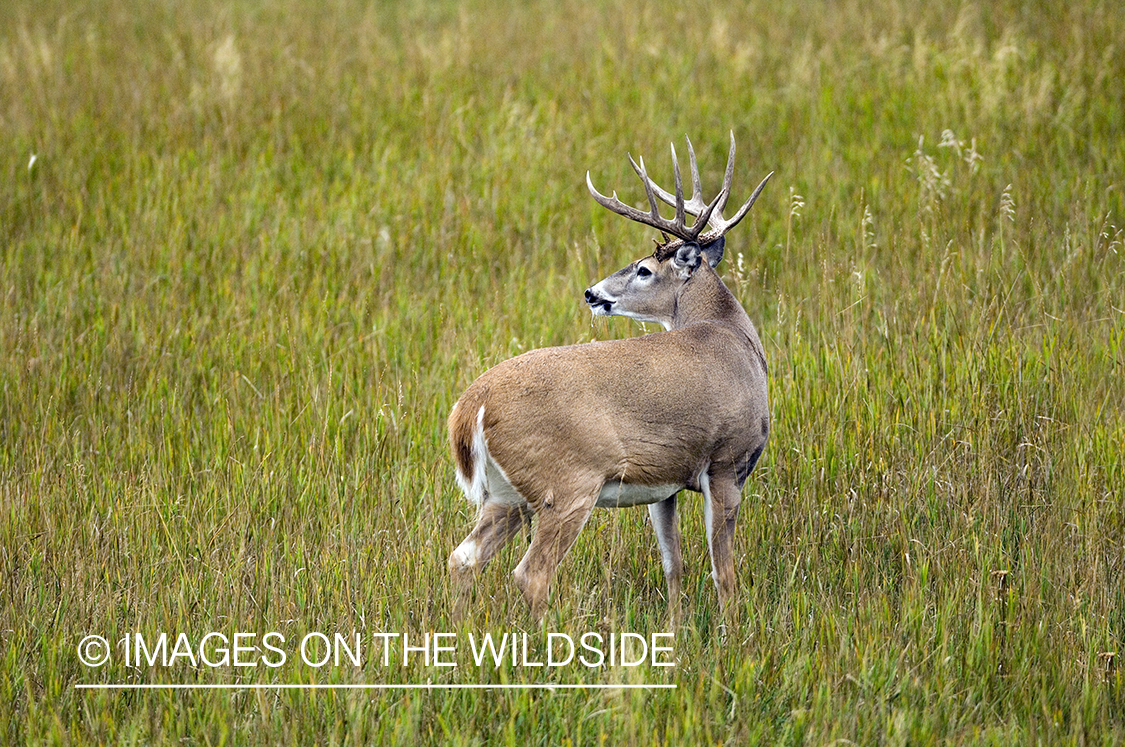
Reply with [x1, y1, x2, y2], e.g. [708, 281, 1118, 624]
[453, 405, 489, 507]
[453, 405, 526, 508]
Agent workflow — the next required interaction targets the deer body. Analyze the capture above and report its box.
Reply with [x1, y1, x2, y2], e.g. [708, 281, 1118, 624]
[448, 134, 772, 622]
[452, 273, 768, 509]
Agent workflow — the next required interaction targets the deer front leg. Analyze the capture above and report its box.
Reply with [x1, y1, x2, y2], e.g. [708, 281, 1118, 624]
[449, 500, 530, 620]
[512, 487, 599, 621]
[702, 469, 743, 622]
[648, 493, 683, 627]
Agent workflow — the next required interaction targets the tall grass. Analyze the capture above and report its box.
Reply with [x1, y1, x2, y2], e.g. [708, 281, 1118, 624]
[2, 0, 1123, 743]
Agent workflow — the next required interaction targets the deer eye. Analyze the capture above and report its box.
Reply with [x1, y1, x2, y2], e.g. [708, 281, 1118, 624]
[636, 265, 652, 278]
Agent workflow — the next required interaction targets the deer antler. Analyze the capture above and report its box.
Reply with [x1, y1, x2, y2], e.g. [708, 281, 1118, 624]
[587, 131, 772, 246]
[586, 154, 722, 245]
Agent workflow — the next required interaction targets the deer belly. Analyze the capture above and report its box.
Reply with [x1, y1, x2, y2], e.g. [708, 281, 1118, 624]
[595, 480, 681, 508]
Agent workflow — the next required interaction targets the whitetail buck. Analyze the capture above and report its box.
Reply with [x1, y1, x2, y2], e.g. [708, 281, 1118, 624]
[448, 133, 772, 623]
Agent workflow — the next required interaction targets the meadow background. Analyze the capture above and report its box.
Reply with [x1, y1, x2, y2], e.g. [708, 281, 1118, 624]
[2, 0, 1123, 743]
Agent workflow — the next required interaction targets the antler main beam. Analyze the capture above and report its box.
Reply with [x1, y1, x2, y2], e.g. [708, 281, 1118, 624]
[587, 131, 773, 246]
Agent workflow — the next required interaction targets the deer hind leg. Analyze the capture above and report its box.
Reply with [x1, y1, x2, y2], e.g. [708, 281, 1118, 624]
[449, 500, 530, 619]
[647, 493, 683, 627]
[702, 470, 743, 622]
[512, 485, 600, 621]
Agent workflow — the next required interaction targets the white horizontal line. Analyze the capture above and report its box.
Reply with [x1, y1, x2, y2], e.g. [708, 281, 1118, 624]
[77, 683, 675, 690]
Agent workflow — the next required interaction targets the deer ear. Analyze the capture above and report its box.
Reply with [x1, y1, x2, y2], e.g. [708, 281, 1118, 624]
[671, 242, 702, 278]
[701, 236, 725, 268]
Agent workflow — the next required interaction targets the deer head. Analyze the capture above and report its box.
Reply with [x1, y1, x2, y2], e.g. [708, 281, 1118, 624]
[584, 132, 772, 329]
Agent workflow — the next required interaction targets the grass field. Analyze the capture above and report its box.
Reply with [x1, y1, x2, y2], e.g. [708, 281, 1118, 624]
[2, 0, 1123, 743]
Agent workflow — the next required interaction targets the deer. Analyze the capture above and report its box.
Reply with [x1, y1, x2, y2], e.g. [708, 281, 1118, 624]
[447, 132, 772, 624]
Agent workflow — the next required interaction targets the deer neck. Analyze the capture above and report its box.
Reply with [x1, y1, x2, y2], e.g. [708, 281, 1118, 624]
[670, 264, 751, 333]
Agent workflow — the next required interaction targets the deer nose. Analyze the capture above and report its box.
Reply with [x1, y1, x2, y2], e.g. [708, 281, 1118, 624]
[585, 288, 614, 315]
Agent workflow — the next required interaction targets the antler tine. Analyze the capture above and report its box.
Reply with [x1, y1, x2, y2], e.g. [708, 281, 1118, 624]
[686, 137, 706, 214]
[716, 130, 737, 218]
[695, 181, 724, 236]
[669, 142, 686, 229]
[643, 138, 711, 219]
[629, 155, 664, 222]
[634, 155, 676, 239]
[700, 171, 774, 243]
